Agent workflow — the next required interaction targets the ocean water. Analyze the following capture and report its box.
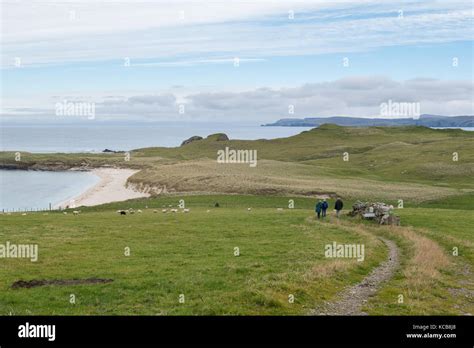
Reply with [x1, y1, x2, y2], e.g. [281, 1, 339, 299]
[0, 170, 100, 211]
[0, 123, 311, 153]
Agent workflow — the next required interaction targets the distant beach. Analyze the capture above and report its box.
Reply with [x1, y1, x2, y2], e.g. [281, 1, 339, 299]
[0, 168, 149, 211]
[56, 168, 149, 209]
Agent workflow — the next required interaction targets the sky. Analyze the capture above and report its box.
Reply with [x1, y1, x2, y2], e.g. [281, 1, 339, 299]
[0, 0, 473, 123]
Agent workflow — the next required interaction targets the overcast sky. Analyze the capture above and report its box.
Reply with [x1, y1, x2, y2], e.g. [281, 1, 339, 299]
[1, 0, 473, 123]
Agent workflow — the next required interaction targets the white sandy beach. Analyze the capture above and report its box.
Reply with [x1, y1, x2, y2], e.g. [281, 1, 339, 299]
[57, 168, 149, 208]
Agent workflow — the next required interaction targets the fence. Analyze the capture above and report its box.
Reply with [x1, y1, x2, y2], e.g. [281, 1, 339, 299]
[1, 203, 65, 213]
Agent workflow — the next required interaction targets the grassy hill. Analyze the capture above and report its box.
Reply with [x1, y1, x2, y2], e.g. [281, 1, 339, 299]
[2, 125, 472, 203]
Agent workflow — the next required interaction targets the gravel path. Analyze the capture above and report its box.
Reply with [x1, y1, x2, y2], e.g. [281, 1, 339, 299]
[314, 237, 400, 315]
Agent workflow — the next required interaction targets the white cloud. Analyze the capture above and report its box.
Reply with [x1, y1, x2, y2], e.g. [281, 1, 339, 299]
[1, 0, 472, 67]
[2, 77, 472, 122]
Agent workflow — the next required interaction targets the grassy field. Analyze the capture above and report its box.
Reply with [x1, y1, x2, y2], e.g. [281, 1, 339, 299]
[1, 126, 473, 315]
[1, 194, 472, 315]
[363, 202, 474, 315]
[1, 196, 387, 315]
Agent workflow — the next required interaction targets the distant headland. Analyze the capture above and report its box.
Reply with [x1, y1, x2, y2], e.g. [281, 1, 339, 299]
[262, 114, 474, 127]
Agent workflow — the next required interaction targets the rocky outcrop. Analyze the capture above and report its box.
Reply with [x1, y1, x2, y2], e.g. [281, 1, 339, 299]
[102, 149, 124, 153]
[348, 201, 400, 225]
[180, 136, 203, 146]
[180, 133, 229, 146]
[206, 133, 229, 141]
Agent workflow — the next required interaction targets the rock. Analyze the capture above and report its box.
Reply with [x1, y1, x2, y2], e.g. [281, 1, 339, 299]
[206, 133, 229, 141]
[102, 149, 124, 153]
[180, 136, 203, 146]
[349, 201, 400, 225]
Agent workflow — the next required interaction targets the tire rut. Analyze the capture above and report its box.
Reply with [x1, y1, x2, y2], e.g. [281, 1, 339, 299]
[313, 237, 400, 315]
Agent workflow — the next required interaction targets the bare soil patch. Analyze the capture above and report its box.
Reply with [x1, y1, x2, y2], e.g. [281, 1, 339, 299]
[11, 278, 113, 289]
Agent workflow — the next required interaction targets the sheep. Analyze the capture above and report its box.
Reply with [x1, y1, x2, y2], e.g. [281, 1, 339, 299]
[183, 208, 190, 213]
[137, 209, 143, 213]
[63, 212, 68, 215]
[117, 210, 127, 215]
[247, 208, 252, 211]
[73, 210, 80, 215]
[21, 213, 27, 216]
[277, 208, 283, 211]
[153, 209, 158, 213]
[162, 209, 168, 213]
[206, 210, 211, 213]
[170, 208, 178, 213]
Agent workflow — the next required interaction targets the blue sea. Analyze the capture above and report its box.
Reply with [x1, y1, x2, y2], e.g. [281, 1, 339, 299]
[0, 170, 100, 211]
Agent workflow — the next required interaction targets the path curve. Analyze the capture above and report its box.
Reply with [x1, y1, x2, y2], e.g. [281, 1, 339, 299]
[314, 237, 400, 315]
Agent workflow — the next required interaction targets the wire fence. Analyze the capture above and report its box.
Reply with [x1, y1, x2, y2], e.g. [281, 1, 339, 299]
[1, 203, 66, 213]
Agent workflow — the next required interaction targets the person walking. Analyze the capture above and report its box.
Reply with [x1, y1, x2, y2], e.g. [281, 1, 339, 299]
[335, 198, 344, 218]
[315, 200, 323, 219]
[321, 199, 329, 217]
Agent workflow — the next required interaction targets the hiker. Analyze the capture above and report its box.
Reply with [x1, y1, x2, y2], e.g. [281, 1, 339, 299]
[321, 199, 329, 217]
[315, 200, 323, 219]
[335, 198, 344, 218]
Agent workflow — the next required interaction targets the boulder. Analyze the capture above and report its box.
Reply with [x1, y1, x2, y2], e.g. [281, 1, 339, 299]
[349, 201, 400, 225]
[207, 133, 229, 141]
[180, 136, 203, 146]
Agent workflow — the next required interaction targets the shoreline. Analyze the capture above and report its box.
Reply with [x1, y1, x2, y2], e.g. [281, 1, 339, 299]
[56, 168, 150, 209]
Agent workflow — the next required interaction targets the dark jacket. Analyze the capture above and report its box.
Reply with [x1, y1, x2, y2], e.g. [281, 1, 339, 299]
[322, 201, 329, 210]
[315, 202, 322, 213]
[335, 199, 343, 211]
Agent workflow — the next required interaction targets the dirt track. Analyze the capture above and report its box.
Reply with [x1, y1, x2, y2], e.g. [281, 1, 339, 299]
[314, 237, 400, 315]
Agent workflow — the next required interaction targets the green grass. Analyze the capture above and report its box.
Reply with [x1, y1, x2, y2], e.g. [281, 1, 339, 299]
[362, 194, 474, 315]
[0, 195, 385, 315]
[1, 193, 473, 315]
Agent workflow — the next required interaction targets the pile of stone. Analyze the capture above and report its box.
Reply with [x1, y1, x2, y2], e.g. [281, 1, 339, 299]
[348, 201, 400, 225]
